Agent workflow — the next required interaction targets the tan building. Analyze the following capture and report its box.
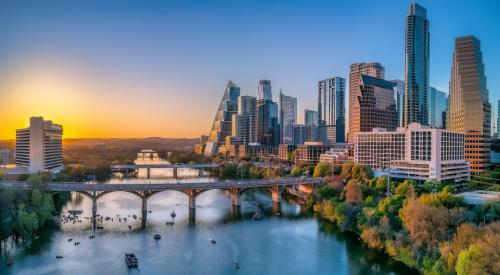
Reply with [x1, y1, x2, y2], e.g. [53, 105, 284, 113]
[16, 117, 63, 173]
[355, 123, 469, 184]
[447, 36, 491, 173]
[295, 142, 331, 165]
[347, 62, 386, 144]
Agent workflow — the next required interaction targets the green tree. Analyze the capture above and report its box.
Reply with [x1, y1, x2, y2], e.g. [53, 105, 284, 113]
[14, 205, 39, 238]
[313, 163, 331, 177]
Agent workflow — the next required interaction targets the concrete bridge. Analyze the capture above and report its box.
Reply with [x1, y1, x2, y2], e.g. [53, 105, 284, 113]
[0, 177, 322, 227]
[110, 163, 220, 179]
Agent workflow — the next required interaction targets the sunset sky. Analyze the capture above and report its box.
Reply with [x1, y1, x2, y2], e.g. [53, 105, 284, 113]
[1, 0, 499, 139]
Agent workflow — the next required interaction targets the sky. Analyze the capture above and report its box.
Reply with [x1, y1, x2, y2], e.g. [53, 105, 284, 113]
[0, 0, 499, 139]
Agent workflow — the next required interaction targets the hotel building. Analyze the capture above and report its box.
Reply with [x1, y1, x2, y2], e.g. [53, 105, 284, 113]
[16, 117, 64, 173]
[354, 123, 469, 183]
[318, 77, 345, 144]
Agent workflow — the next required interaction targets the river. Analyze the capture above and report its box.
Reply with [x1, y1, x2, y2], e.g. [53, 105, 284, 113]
[0, 189, 419, 275]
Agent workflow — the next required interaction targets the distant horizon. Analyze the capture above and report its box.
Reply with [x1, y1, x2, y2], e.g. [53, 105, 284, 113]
[1, 0, 499, 139]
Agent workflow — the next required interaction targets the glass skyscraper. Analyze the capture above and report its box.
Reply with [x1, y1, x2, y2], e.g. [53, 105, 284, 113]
[447, 36, 491, 173]
[428, 87, 447, 128]
[318, 77, 345, 144]
[404, 2, 430, 126]
[279, 91, 297, 145]
[204, 80, 240, 155]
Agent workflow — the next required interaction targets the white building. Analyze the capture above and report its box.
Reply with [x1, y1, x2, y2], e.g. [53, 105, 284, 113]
[319, 144, 350, 165]
[16, 117, 64, 173]
[0, 149, 12, 165]
[354, 123, 469, 183]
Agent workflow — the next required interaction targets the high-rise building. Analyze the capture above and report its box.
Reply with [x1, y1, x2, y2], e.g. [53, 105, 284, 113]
[447, 36, 491, 173]
[204, 80, 240, 155]
[429, 87, 447, 128]
[255, 80, 279, 146]
[304, 109, 318, 142]
[318, 77, 345, 144]
[392, 79, 405, 128]
[257, 79, 272, 101]
[15, 117, 63, 173]
[404, 2, 430, 127]
[292, 124, 307, 145]
[354, 123, 469, 183]
[350, 73, 398, 141]
[279, 91, 297, 144]
[497, 99, 500, 137]
[232, 95, 257, 144]
[348, 62, 385, 143]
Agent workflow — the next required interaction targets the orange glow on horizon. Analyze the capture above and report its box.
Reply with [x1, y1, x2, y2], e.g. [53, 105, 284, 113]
[0, 62, 210, 140]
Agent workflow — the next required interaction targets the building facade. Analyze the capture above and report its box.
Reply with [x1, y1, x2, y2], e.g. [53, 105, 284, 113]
[404, 3, 430, 127]
[354, 123, 469, 183]
[232, 95, 257, 144]
[15, 117, 63, 173]
[295, 142, 332, 165]
[304, 109, 318, 142]
[447, 36, 491, 173]
[429, 87, 447, 128]
[348, 62, 385, 143]
[318, 77, 345, 144]
[204, 81, 240, 155]
[257, 79, 272, 101]
[392, 79, 405, 128]
[279, 91, 297, 145]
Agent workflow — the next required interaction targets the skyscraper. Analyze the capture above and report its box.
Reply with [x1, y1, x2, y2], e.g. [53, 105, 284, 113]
[255, 80, 279, 146]
[16, 117, 63, 173]
[428, 87, 447, 128]
[232, 95, 257, 144]
[404, 2, 430, 127]
[304, 109, 318, 141]
[392, 79, 405, 128]
[318, 77, 345, 144]
[257, 79, 272, 101]
[204, 80, 240, 155]
[448, 36, 491, 173]
[348, 63, 385, 143]
[279, 91, 297, 144]
[357, 75, 398, 133]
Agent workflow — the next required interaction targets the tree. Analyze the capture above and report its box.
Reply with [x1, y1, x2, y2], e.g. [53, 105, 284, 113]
[14, 205, 38, 238]
[455, 244, 483, 275]
[400, 199, 450, 253]
[313, 163, 331, 177]
[345, 180, 363, 205]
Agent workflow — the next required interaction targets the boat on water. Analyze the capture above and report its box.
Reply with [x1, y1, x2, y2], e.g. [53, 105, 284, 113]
[253, 212, 263, 220]
[234, 262, 240, 269]
[56, 255, 64, 259]
[6, 261, 13, 267]
[154, 234, 161, 240]
[170, 211, 176, 219]
[210, 239, 216, 244]
[166, 221, 175, 226]
[125, 253, 138, 268]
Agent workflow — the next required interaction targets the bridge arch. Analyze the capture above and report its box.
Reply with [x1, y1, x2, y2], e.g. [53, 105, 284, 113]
[145, 189, 191, 200]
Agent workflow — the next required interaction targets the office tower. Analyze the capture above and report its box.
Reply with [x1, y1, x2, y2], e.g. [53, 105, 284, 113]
[257, 79, 272, 101]
[304, 109, 318, 141]
[16, 117, 63, 173]
[429, 87, 447, 128]
[404, 2, 430, 126]
[448, 36, 491, 173]
[318, 77, 345, 144]
[354, 123, 469, 183]
[292, 124, 307, 145]
[204, 80, 240, 155]
[348, 63, 385, 143]
[232, 95, 257, 144]
[279, 91, 297, 144]
[392, 79, 405, 127]
[255, 81, 279, 146]
[497, 100, 500, 137]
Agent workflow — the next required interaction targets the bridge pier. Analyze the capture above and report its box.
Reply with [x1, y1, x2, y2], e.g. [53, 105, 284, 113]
[270, 185, 282, 203]
[146, 168, 151, 179]
[189, 208, 196, 226]
[173, 167, 178, 179]
[141, 196, 147, 227]
[272, 201, 281, 216]
[91, 192, 97, 230]
[188, 194, 196, 209]
[231, 192, 241, 207]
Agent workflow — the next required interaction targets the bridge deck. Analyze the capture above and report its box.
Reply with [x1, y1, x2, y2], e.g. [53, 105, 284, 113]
[110, 164, 220, 169]
[0, 177, 322, 192]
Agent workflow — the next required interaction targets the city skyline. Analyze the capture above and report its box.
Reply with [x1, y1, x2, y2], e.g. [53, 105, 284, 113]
[1, 0, 500, 139]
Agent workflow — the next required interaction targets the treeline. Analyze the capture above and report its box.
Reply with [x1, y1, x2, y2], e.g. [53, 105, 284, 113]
[216, 162, 289, 179]
[0, 174, 69, 252]
[312, 162, 500, 275]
